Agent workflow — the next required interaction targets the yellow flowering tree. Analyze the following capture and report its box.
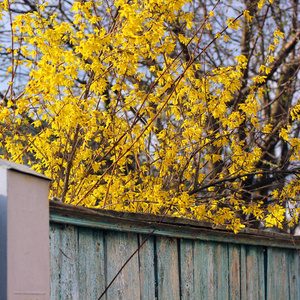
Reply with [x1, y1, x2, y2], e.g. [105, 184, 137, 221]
[1, 0, 300, 232]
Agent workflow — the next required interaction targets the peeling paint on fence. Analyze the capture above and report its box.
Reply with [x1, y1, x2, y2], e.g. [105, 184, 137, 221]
[49, 201, 300, 300]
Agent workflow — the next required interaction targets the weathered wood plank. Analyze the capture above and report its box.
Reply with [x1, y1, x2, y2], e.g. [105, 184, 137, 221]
[49, 223, 62, 300]
[78, 227, 105, 300]
[267, 247, 290, 300]
[288, 249, 299, 300]
[228, 244, 241, 300]
[180, 239, 194, 300]
[241, 245, 265, 300]
[297, 249, 300, 300]
[60, 225, 80, 299]
[258, 247, 266, 300]
[138, 234, 156, 300]
[156, 236, 180, 300]
[194, 240, 216, 299]
[192, 240, 202, 299]
[290, 249, 300, 300]
[105, 231, 140, 300]
[240, 245, 247, 300]
[215, 243, 229, 300]
[195, 241, 229, 300]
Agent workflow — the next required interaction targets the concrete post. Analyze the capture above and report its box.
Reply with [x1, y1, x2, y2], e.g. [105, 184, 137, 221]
[0, 159, 51, 300]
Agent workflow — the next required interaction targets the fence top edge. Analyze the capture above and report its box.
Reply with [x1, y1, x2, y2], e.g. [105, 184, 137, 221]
[49, 200, 300, 245]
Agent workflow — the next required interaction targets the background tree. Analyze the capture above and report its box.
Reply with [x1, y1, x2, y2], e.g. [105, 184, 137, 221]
[1, 0, 300, 232]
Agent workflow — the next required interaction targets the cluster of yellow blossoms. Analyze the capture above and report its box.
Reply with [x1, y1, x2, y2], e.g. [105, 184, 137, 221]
[0, 0, 299, 233]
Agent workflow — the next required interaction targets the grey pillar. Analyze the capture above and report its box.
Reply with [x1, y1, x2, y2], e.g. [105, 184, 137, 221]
[0, 159, 51, 300]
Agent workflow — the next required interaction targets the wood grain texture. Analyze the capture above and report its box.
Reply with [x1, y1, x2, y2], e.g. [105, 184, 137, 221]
[290, 249, 300, 300]
[180, 239, 195, 300]
[156, 236, 180, 300]
[194, 240, 216, 299]
[49, 223, 62, 300]
[228, 244, 241, 300]
[105, 231, 140, 300]
[78, 227, 105, 299]
[60, 225, 80, 300]
[267, 247, 290, 300]
[241, 245, 265, 300]
[215, 243, 229, 300]
[138, 234, 156, 300]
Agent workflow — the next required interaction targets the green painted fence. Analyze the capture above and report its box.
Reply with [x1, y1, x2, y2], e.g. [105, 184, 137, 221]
[49, 201, 300, 300]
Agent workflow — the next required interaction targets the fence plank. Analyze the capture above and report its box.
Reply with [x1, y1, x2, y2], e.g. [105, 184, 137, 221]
[192, 240, 201, 299]
[105, 231, 140, 300]
[194, 240, 216, 299]
[78, 227, 105, 300]
[156, 236, 180, 300]
[215, 243, 229, 300]
[49, 223, 62, 300]
[180, 239, 194, 300]
[228, 244, 241, 300]
[60, 225, 80, 300]
[241, 245, 265, 300]
[195, 242, 229, 300]
[267, 247, 290, 300]
[258, 247, 266, 300]
[290, 249, 300, 300]
[240, 245, 247, 300]
[138, 234, 156, 300]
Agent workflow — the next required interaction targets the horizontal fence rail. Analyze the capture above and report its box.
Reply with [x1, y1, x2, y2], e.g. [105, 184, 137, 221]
[49, 201, 300, 300]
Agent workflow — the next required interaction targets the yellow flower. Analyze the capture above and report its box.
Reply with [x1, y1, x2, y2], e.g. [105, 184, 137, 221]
[243, 10, 253, 22]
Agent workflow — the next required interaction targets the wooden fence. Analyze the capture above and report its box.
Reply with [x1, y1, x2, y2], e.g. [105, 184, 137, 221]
[49, 201, 300, 300]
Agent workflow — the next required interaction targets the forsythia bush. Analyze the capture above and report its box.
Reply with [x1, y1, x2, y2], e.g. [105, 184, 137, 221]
[0, 0, 300, 232]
